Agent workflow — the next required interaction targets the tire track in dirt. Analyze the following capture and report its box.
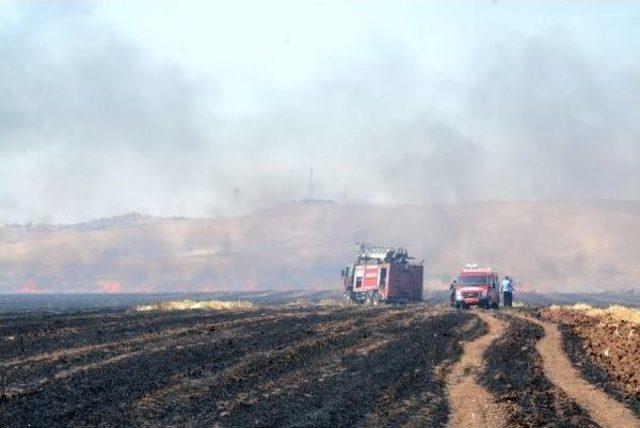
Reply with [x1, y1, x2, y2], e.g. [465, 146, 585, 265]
[446, 312, 506, 428]
[481, 313, 598, 426]
[526, 315, 640, 428]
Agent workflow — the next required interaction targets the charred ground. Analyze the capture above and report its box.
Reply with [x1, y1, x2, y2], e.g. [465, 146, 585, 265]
[3, 301, 640, 427]
[0, 304, 482, 427]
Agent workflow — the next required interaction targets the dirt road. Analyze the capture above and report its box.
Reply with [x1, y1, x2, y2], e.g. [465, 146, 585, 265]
[446, 312, 506, 428]
[529, 316, 640, 428]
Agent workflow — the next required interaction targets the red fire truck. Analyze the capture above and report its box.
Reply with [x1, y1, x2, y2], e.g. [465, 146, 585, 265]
[453, 264, 500, 309]
[341, 244, 423, 304]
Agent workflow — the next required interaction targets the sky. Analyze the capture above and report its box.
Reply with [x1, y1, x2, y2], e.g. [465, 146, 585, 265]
[1, 1, 639, 224]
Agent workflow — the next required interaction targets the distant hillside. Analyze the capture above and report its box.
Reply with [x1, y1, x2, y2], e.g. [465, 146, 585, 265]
[1, 200, 639, 293]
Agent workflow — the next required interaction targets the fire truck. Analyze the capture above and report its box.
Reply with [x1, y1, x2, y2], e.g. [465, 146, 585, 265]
[453, 264, 500, 309]
[341, 244, 423, 304]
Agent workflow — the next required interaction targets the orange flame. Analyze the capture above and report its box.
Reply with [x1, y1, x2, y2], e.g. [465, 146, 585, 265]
[19, 278, 43, 294]
[100, 281, 123, 293]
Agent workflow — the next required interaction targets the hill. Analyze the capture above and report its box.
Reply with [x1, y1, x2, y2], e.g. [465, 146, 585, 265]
[1, 200, 639, 293]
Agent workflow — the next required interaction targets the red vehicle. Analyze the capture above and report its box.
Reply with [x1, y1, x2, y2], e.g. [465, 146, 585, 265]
[454, 264, 500, 309]
[342, 244, 423, 304]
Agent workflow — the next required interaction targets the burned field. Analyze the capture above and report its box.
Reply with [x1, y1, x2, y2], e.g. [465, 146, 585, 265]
[0, 304, 483, 427]
[479, 313, 598, 427]
[4, 301, 640, 428]
[543, 306, 640, 417]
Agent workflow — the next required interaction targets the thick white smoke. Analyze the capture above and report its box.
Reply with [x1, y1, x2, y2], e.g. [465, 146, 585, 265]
[1, 2, 639, 224]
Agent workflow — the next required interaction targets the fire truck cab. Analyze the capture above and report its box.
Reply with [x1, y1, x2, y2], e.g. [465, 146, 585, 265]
[454, 264, 500, 309]
[342, 244, 423, 304]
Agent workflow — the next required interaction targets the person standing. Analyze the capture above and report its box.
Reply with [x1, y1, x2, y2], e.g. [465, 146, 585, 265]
[502, 276, 514, 307]
[449, 280, 457, 306]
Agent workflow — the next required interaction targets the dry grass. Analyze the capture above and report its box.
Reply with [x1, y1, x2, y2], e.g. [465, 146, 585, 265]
[283, 299, 353, 308]
[135, 299, 254, 312]
[283, 299, 311, 307]
[318, 298, 352, 307]
[547, 303, 640, 324]
[282, 298, 352, 308]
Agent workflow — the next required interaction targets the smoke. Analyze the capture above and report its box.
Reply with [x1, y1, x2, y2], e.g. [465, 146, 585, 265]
[465, 31, 640, 200]
[1, 2, 639, 224]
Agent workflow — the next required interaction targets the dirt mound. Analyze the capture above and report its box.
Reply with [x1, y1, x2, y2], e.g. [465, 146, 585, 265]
[543, 307, 640, 415]
[479, 313, 597, 427]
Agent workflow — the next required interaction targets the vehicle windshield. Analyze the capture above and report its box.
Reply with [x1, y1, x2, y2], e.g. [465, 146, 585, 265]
[457, 275, 489, 286]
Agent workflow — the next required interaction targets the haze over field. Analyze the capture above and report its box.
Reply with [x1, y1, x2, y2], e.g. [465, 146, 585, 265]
[2, 200, 640, 294]
[1, 1, 639, 293]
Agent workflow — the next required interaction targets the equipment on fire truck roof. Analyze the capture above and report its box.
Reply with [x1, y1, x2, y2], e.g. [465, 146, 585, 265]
[355, 243, 414, 264]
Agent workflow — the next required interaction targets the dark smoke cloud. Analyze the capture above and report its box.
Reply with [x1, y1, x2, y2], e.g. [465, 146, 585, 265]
[1, 2, 639, 224]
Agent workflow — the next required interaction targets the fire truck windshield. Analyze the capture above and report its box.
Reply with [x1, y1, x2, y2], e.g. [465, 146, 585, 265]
[457, 275, 489, 286]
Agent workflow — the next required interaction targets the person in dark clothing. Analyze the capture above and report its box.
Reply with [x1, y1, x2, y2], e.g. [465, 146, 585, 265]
[449, 280, 457, 306]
